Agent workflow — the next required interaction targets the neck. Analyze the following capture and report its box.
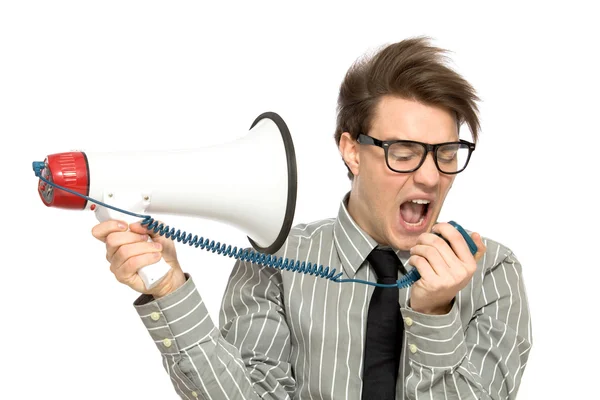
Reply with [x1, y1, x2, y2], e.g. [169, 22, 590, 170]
[346, 189, 388, 246]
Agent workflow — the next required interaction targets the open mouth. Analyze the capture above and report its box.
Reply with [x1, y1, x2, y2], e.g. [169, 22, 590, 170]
[399, 199, 431, 231]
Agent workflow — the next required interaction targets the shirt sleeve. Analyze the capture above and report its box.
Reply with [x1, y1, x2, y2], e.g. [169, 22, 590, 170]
[133, 258, 295, 400]
[401, 247, 533, 399]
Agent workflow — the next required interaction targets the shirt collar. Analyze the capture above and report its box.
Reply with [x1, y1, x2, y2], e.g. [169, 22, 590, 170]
[333, 191, 412, 278]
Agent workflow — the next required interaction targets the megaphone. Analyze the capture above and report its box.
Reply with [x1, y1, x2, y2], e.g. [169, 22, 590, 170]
[33, 112, 297, 290]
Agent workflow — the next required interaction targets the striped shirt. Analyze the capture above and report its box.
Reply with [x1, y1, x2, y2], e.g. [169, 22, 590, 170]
[134, 191, 532, 399]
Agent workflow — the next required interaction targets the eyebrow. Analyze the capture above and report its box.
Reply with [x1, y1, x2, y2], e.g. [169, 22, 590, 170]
[377, 130, 459, 143]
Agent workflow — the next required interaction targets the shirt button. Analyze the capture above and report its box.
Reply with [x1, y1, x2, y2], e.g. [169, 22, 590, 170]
[409, 344, 418, 354]
[191, 392, 198, 398]
[404, 317, 413, 326]
[163, 338, 172, 348]
[150, 312, 160, 321]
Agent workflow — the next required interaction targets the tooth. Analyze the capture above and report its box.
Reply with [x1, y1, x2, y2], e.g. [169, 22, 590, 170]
[410, 199, 430, 204]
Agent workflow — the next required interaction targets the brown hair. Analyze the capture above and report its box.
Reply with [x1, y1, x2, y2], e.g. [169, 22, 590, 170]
[334, 36, 481, 179]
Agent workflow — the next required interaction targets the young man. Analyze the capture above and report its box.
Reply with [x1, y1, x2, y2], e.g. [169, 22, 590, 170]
[92, 36, 532, 399]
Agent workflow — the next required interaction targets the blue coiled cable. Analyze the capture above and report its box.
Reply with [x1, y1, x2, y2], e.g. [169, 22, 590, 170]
[33, 161, 422, 288]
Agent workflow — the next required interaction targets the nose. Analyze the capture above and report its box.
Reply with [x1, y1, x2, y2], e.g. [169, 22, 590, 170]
[413, 152, 439, 187]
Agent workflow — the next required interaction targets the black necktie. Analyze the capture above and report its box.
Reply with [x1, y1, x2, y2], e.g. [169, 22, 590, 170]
[361, 248, 403, 400]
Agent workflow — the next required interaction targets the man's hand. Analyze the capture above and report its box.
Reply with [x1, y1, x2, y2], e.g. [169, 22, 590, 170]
[408, 223, 486, 315]
[91, 220, 186, 299]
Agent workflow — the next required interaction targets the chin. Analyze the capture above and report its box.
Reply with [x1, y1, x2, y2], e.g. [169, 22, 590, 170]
[389, 234, 417, 251]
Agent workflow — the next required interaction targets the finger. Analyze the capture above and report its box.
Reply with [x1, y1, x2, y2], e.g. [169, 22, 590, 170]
[131, 220, 175, 249]
[130, 220, 167, 238]
[116, 251, 163, 281]
[128, 221, 149, 234]
[105, 231, 150, 261]
[416, 231, 470, 281]
[431, 223, 472, 263]
[410, 244, 452, 279]
[91, 220, 128, 242]
[471, 232, 487, 263]
[111, 241, 162, 272]
[408, 254, 438, 282]
[417, 231, 457, 267]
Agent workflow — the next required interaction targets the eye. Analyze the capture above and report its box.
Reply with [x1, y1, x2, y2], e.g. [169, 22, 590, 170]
[391, 152, 416, 161]
[437, 144, 460, 163]
[438, 151, 457, 162]
[388, 142, 423, 162]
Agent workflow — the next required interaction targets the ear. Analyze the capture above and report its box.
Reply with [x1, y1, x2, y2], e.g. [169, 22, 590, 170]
[339, 132, 360, 176]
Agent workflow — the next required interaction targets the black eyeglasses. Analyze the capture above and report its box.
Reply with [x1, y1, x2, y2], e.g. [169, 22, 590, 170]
[357, 133, 475, 174]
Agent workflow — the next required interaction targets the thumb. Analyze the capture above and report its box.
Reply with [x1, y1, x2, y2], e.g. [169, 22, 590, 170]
[128, 221, 151, 235]
[471, 232, 487, 263]
[130, 220, 171, 244]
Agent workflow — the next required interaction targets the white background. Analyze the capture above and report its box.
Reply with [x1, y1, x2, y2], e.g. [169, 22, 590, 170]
[1, 1, 598, 399]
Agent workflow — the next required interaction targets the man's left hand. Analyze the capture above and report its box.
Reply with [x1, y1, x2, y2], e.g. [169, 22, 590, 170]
[407, 223, 486, 315]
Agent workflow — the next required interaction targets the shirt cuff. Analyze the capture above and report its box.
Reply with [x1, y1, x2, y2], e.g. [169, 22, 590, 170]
[401, 300, 467, 368]
[133, 274, 216, 355]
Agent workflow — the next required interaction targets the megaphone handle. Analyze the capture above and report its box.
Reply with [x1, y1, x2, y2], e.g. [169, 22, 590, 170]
[137, 253, 172, 291]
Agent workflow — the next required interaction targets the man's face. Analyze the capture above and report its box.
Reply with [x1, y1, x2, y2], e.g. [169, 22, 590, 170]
[341, 95, 459, 250]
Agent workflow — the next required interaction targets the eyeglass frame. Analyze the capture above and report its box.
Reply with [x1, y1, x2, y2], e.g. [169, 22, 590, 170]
[356, 133, 476, 174]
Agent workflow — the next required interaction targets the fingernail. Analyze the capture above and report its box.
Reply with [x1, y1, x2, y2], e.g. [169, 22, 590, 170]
[140, 234, 148, 241]
[153, 242, 162, 249]
[118, 223, 126, 229]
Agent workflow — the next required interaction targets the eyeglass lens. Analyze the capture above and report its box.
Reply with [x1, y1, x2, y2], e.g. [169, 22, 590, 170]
[387, 142, 470, 173]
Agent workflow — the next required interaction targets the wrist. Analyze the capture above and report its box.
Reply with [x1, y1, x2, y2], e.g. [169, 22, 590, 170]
[401, 300, 467, 368]
[409, 298, 454, 315]
[152, 269, 186, 299]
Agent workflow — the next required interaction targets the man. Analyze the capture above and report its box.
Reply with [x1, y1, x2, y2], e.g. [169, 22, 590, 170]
[92, 36, 532, 399]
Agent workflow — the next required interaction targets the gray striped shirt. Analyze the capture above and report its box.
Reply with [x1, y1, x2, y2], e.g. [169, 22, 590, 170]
[134, 192, 532, 399]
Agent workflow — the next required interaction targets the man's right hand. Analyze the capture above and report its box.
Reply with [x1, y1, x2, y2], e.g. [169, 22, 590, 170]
[91, 220, 186, 299]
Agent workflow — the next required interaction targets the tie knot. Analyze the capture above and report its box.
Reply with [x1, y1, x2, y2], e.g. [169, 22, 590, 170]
[366, 248, 401, 282]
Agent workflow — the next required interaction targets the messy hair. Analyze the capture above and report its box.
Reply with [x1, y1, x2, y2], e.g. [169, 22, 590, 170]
[334, 36, 481, 179]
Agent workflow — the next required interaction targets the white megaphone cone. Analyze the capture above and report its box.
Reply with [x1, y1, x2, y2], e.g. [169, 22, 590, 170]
[33, 112, 297, 290]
